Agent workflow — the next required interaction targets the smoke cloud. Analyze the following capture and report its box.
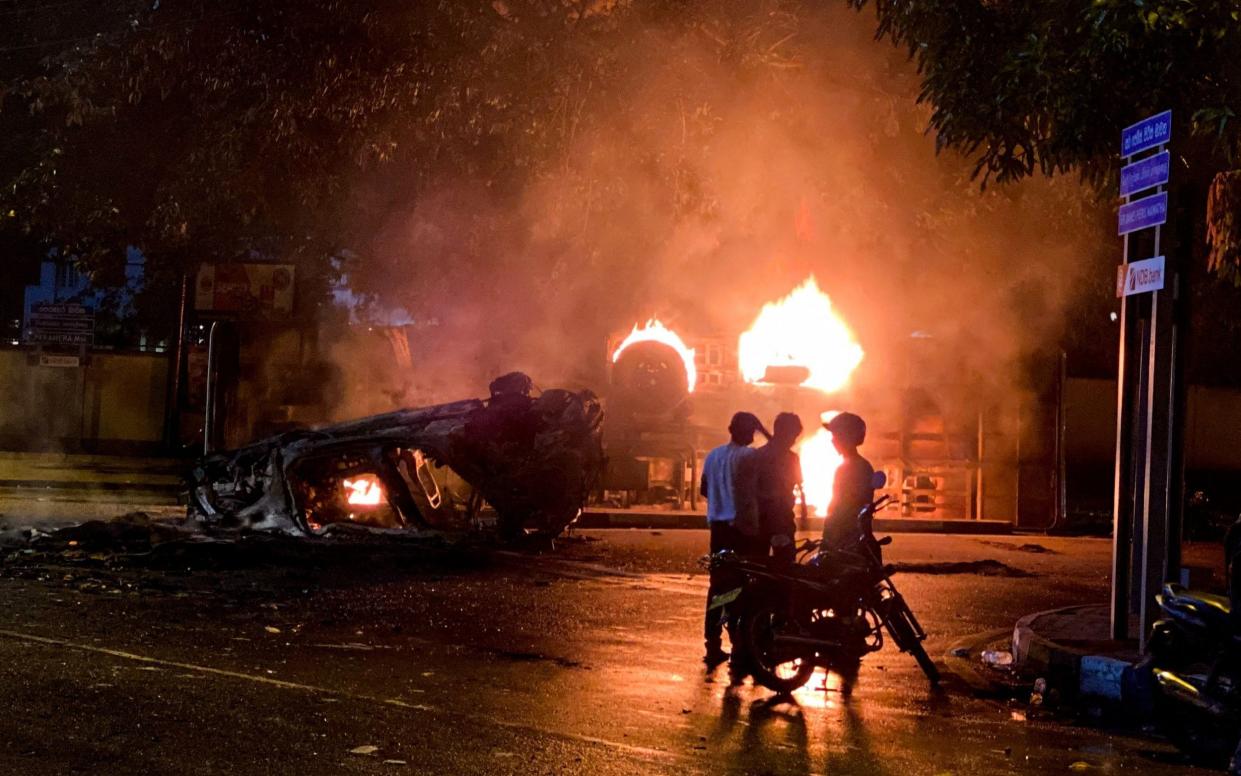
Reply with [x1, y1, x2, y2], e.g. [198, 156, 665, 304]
[323, 1, 1111, 422]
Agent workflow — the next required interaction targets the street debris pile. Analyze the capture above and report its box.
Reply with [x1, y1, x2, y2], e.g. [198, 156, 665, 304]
[189, 373, 603, 541]
[0, 510, 482, 600]
[893, 559, 1036, 578]
[979, 540, 1059, 554]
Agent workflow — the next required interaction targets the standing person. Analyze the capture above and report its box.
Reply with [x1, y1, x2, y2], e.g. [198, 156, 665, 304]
[757, 412, 808, 566]
[699, 411, 765, 668]
[821, 412, 875, 550]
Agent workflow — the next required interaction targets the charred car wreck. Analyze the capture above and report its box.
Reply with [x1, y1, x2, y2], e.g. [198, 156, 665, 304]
[189, 373, 603, 541]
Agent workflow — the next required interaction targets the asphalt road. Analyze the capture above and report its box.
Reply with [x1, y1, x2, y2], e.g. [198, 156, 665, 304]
[0, 527, 1226, 775]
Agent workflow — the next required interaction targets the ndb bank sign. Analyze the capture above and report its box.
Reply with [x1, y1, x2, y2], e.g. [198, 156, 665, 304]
[1116, 256, 1166, 298]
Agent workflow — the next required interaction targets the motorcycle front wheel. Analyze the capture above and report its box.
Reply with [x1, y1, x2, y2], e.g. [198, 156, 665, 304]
[883, 604, 941, 684]
[742, 603, 817, 694]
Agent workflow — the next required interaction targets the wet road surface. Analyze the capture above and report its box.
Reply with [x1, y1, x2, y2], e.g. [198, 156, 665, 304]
[0, 529, 1223, 775]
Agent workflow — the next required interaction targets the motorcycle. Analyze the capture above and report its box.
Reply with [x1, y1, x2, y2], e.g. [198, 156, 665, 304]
[707, 477, 940, 694]
[1145, 580, 1241, 769]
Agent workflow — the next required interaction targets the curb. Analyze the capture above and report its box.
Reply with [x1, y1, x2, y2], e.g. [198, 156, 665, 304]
[576, 510, 1014, 534]
[1011, 604, 1146, 706]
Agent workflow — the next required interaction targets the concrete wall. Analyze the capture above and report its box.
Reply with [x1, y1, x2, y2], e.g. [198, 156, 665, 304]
[0, 347, 168, 453]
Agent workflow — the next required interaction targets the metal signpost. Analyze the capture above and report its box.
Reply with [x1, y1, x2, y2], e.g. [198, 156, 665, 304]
[1111, 110, 1182, 647]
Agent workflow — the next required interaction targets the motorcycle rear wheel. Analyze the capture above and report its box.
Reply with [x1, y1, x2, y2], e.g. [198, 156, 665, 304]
[742, 603, 817, 694]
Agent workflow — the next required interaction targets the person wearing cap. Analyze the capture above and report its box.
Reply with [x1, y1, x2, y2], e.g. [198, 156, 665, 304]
[699, 411, 765, 668]
[756, 412, 808, 566]
[822, 412, 875, 550]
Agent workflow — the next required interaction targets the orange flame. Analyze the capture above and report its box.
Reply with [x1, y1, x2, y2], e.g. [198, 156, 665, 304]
[343, 474, 383, 506]
[797, 411, 842, 517]
[738, 276, 863, 394]
[611, 318, 698, 393]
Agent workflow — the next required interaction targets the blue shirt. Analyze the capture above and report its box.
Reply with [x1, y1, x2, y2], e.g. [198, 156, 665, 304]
[701, 443, 759, 532]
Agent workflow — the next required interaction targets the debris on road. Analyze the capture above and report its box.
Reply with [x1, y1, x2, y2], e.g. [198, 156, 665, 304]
[349, 745, 379, 756]
[895, 559, 1035, 577]
[0, 509, 487, 604]
[982, 650, 1015, 668]
[980, 540, 1059, 555]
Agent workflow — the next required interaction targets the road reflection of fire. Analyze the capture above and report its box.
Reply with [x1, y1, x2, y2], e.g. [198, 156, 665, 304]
[738, 275, 862, 393]
[612, 318, 698, 392]
[342, 474, 383, 506]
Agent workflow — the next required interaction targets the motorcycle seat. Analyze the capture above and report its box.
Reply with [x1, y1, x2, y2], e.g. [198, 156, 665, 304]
[1161, 583, 1233, 633]
[783, 560, 869, 590]
[784, 563, 832, 582]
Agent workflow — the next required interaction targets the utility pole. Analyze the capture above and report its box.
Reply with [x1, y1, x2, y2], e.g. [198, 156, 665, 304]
[163, 271, 189, 451]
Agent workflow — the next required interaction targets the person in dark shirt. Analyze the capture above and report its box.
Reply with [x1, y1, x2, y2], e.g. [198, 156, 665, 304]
[756, 412, 808, 566]
[821, 412, 875, 550]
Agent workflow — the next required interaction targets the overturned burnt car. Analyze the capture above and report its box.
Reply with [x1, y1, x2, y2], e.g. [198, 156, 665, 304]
[188, 373, 603, 541]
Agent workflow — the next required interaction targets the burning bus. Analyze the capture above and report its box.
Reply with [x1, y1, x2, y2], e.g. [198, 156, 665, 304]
[600, 275, 1041, 527]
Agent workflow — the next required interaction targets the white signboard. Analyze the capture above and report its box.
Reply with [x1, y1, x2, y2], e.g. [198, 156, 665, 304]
[27, 301, 94, 346]
[1116, 255, 1166, 298]
[38, 354, 81, 368]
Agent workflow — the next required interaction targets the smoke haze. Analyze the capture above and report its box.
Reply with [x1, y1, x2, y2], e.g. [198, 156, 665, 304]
[325, 1, 1111, 418]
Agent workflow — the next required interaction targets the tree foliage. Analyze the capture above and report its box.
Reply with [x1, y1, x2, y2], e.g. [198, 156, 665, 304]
[851, 0, 1241, 184]
[1, 0, 1107, 355]
[1, 0, 902, 314]
[849, 0, 1241, 278]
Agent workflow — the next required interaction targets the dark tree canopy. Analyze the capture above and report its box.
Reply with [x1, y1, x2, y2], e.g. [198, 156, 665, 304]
[0, 0, 1111, 388]
[850, 0, 1241, 278]
[5, 1, 774, 312]
[5, 1, 1074, 308]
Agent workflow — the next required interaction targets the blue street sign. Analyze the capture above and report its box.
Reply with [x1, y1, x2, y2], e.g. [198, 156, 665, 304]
[1120, 151, 1170, 197]
[1118, 191, 1168, 235]
[1121, 110, 1172, 157]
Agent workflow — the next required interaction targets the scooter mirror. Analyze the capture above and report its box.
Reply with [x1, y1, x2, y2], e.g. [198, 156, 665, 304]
[871, 471, 887, 489]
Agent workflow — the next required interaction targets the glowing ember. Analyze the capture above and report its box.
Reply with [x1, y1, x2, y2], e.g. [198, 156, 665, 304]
[342, 474, 383, 506]
[611, 318, 698, 392]
[797, 411, 842, 517]
[738, 276, 863, 394]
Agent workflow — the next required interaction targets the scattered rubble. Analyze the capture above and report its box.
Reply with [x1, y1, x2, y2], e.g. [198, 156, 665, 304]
[0, 510, 480, 602]
[894, 559, 1036, 578]
[980, 540, 1059, 555]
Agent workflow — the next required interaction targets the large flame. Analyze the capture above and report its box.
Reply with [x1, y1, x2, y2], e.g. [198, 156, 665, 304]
[797, 412, 841, 517]
[343, 474, 383, 506]
[611, 318, 698, 393]
[738, 276, 863, 394]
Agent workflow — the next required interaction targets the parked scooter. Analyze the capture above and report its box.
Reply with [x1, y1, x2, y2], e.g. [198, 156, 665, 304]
[706, 473, 939, 693]
[1145, 576, 1241, 770]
